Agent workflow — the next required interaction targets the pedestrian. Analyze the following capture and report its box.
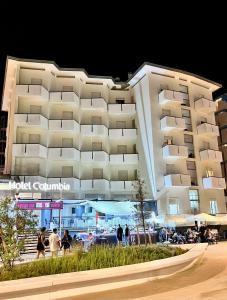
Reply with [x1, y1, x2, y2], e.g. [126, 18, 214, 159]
[117, 224, 123, 245]
[36, 227, 46, 259]
[61, 230, 72, 255]
[124, 224, 130, 246]
[49, 228, 60, 257]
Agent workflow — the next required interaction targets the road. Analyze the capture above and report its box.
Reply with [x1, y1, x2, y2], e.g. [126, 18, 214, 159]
[62, 242, 227, 300]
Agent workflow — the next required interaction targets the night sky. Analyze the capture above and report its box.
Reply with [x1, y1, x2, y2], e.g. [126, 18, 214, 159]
[0, 4, 226, 100]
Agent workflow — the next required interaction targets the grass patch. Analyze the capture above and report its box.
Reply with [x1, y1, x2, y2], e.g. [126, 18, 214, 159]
[0, 245, 187, 281]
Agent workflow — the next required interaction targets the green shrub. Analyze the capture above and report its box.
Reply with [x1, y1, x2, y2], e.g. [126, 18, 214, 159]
[0, 245, 187, 281]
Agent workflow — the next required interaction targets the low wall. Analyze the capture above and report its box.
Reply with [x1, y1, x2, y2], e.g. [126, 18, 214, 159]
[0, 243, 207, 300]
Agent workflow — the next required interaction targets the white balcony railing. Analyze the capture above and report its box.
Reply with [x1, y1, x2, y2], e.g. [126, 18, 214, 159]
[160, 116, 186, 131]
[48, 148, 80, 160]
[49, 92, 79, 105]
[19, 176, 46, 184]
[13, 144, 47, 158]
[49, 120, 80, 132]
[61, 178, 80, 190]
[164, 174, 191, 187]
[80, 179, 109, 191]
[81, 98, 107, 111]
[203, 177, 226, 189]
[80, 125, 108, 136]
[108, 104, 136, 114]
[159, 90, 186, 105]
[14, 114, 48, 129]
[200, 149, 223, 162]
[197, 123, 219, 136]
[194, 98, 216, 113]
[109, 154, 139, 164]
[16, 84, 49, 99]
[110, 181, 135, 191]
[108, 128, 137, 139]
[162, 145, 188, 159]
[81, 151, 109, 163]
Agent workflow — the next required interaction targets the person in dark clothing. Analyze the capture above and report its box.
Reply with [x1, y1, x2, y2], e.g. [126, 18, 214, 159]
[117, 224, 123, 245]
[124, 224, 130, 246]
[199, 225, 206, 243]
[61, 230, 72, 255]
[36, 227, 46, 259]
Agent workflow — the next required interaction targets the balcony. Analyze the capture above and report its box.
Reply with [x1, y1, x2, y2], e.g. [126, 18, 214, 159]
[197, 123, 219, 136]
[80, 179, 109, 191]
[108, 104, 136, 114]
[108, 128, 137, 139]
[48, 148, 80, 160]
[49, 120, 80, 132]
[49, 92, 79, 105]
[164, 174, 191, 187]
[80, 125, 108, 136]
[19, 176, 46, 184]
[159, 90, 186, 105]
[109, 154, 139, 164]
[110, 180, 136, 192]
[81, 98, 107, 111]
[162, 145, 188, 159]
[13, 144, 47, 158]
[16, 84, 49, 100]
[194, 98, 216, 113]
[14, 114, 48, 129]
[203, 177, 226, 189]
[200, 149, 223, 162]
[160, 116, 186, 131]
[47, 177, 80, 190]
[81, 151, 109, 163]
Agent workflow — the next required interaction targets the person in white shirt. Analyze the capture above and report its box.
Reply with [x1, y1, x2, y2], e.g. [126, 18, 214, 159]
[49, 228, 60, 257]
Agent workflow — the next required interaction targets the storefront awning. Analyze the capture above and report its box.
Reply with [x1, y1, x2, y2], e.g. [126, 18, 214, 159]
[86, 201, 137, 216]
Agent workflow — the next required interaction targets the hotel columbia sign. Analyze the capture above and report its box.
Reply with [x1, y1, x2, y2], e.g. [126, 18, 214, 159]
[8, 181, 70, 191]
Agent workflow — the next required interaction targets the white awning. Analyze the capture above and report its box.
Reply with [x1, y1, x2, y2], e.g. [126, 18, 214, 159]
[86, 201, 137, 216]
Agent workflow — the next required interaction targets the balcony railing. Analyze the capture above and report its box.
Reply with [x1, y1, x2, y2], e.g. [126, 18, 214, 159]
[162, 145, 188, 159]
[110, 180, 136, 191]
[164, 174, 191, 187]
[108, 128, 137, 139]
[49, 120, 80, 132]
[194, 98, 216, 113]
[80, 125, 108, 136]
[16, 84, 49, 99]
[81, 151, 109, 163]
[19, 175, 46, 184]
[159, 89, 187, 105]
[14, 114, 48, 129]
[203, 177, 226, 189]
[81, 98, 107, 111]
[13, 144, 48, 158]
[49, 91, 79, 105]
[80, 179, 109, 191]
[160, 116, 186, 131]
[200, 149, 223, 162]
[108, 104, 136, 114]
[109, 154, 139, 164]
[197, 123, 219, 136]
[48, 148, 80, 160]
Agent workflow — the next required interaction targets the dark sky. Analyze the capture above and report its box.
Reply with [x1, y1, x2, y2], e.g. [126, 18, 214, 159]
[0, 3, 226, 99]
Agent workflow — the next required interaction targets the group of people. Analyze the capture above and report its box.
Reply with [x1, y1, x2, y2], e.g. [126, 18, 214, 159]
[159, 226, 218, 245]
[116, 224, 130, 245]
[36, 227, 72, 259]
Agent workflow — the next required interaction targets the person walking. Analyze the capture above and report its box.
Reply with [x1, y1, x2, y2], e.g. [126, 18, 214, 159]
[61, 230, 72, 255]
[124, 224, 130, 246]
[117, 224, 123, 245]
[49, 228, 60, 257]
[36, 227, 46, 259]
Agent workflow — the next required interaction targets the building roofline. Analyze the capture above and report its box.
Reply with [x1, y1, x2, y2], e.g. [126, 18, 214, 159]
[5, 56, 222, 89]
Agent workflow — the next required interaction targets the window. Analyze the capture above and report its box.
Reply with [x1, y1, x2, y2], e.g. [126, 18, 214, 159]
[62, 138, 73, 147]
[117, 145, 127, 154]
[93, 168, 103, 179]
[63, 86, 73, 92]
[166, 164, 175, 174]
[184, 134, 194, 158]
[92, 116, 102, 125]
[189, 190, 199, 214]
[29, 134, 40, 144]
[91, 92, 101, 98]
[187, 162, 197, 185]
[210, 200, 218, 214]
[163, 136, 173, 146]
[116, 121, 126, 128]
[118, 170, 128, 180]
[162, 109, 171, 117]
[31, 78, 42, 85]
[116, 99, 125, 104]
[206, 169, 214, 177]
[92, 142, 102, 151]
[62, 111, 73, 119]
[62, 166, 73, 177]
[202, 141, 210, 150]
[168, 198, 179, 215]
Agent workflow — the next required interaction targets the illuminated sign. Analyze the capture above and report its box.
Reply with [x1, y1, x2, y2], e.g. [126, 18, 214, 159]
[17, 201, 63, 210]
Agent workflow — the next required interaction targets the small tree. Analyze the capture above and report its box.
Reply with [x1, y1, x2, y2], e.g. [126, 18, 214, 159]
[0, 196, 38, 270]
[133, 176, 148, 246]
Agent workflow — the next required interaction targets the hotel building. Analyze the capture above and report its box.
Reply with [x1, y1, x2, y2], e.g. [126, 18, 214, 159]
[1, 57, 226, 227]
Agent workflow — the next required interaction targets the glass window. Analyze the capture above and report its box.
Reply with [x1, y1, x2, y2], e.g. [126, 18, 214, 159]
[189, 190, 199, 213]
[210, 200, 218, 214]
[168, 198, 179, 215]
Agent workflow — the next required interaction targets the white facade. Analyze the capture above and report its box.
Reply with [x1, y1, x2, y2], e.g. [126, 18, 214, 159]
[1, 57, 226, 215]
